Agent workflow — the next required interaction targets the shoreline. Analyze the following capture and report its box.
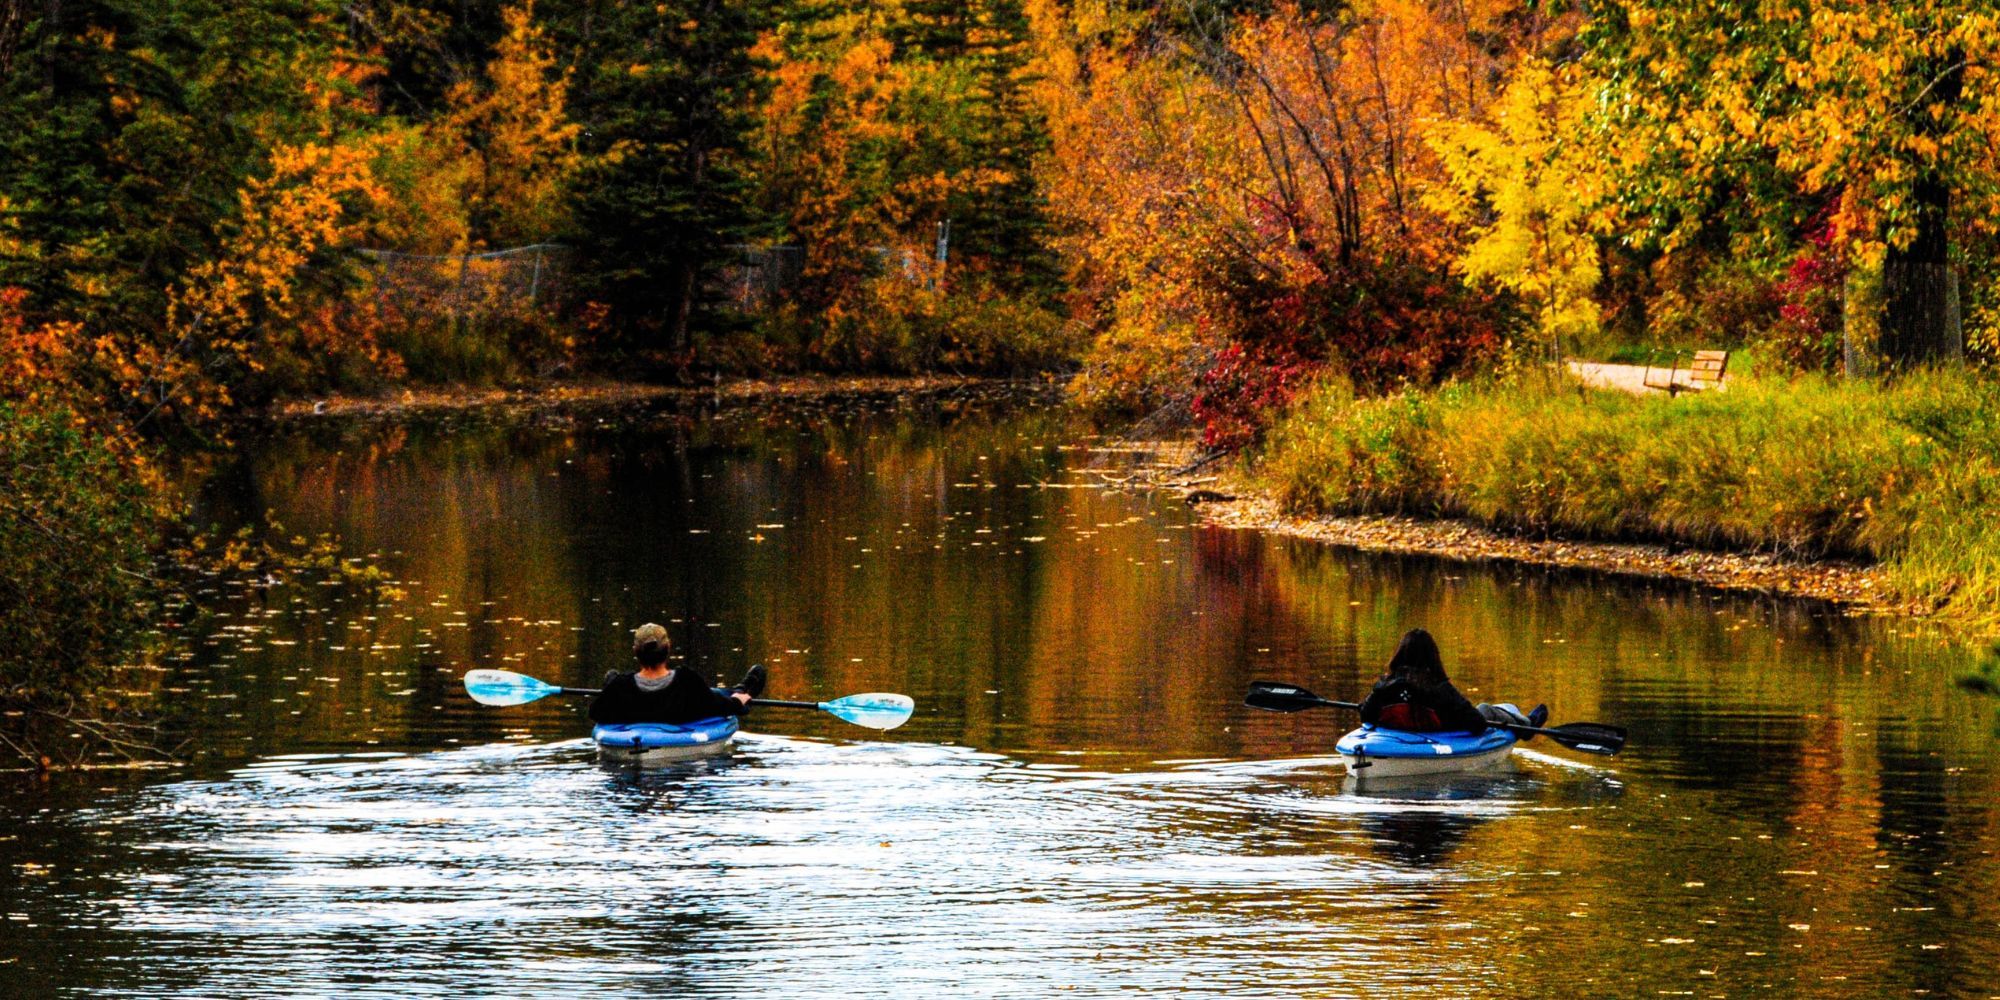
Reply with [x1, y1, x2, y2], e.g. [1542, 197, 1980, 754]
[266, 373, 1029, 420]
[275, 379, 1922, 621]
[1188, 472, 1923, 620]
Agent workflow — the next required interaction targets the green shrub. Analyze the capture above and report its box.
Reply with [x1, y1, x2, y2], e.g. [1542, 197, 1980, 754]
[1261, 370, 2000, 628]
[736, 277, 1078, 375]
[0, 401, 162, 712]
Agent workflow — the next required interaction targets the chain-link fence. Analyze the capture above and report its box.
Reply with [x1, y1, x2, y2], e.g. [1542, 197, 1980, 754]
[718, 235, 948, 311]
[355, 244, 572, 323]
[718, 245, 806, 311]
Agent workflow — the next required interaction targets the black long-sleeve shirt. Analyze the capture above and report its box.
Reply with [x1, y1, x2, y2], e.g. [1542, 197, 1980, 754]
[587, 667, 748, 725]
[1356, 676, 1487, 734]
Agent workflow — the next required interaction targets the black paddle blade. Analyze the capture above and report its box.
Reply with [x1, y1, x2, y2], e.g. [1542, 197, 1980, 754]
[1539, 722, 1627, 756]
[1245, 681, 1330, 713]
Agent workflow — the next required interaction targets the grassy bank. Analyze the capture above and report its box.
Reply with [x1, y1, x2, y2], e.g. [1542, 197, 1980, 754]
[1260, 371, 2000, 629]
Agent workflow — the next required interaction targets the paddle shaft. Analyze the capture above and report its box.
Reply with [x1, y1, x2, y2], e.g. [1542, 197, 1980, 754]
[549, 686, 820, 711]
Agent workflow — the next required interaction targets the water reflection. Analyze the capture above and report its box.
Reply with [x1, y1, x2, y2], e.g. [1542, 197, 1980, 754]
[0, 386, 1996, 997]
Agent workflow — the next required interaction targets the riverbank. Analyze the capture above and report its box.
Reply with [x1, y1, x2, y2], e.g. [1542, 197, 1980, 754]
[1190, 484, 1909, 615]
[1226, 370, 2000, 633]
[268, 374, 1034, 420]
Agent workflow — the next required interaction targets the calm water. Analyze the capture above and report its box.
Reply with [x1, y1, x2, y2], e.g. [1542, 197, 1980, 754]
[3, 386, 1997, 997]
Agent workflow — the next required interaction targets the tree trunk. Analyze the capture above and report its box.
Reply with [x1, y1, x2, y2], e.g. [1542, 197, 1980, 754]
[1876, 47, 1964, 370]
[1879, 174, 1961, 368]
[670, 263, 694, 352]
[669, 148, 709, 354]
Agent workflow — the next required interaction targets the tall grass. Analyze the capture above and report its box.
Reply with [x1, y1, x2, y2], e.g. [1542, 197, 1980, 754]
[1261, 370, 2000, 628]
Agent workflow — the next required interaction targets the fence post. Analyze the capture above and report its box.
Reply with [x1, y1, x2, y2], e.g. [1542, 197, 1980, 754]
[930, 219, 951, 291]
[529, 245, 545, 305]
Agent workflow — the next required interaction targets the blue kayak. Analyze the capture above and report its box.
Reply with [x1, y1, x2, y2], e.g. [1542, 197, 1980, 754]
[593, 716, 740, 765]
[1335, 724, 1518, 778]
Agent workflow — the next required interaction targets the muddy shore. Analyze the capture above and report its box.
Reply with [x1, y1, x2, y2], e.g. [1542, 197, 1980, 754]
[1188, 479, 1923, 618]
[268, 374, 1019, 420]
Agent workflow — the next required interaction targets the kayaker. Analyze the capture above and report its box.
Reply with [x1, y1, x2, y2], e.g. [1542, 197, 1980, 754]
[1358, 629, 1485, 733]
[1357, 628, 1545, 735]
[587, 623, 767, 725]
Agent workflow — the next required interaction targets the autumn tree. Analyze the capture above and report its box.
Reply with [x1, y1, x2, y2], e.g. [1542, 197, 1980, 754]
[1042, 0, 1560, 418]
[0, 0, 379, 424]
[757, 0, 1056, 310]
[436, 2, 579, 247]
[1587, 2, 2000, 369]
[1428, 57, 1602, 361]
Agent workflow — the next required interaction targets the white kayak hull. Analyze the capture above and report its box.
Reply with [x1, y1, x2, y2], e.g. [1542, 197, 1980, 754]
[1336, 725, 1519, 781]
[1339, 742, 1513, 779]
[596, 738, 735, 768]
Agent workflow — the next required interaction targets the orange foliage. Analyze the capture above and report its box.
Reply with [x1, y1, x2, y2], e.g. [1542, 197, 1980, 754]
[437, 2, 581, 247]
[164, 141, 389, 415]
[366, 2, 578, 255]
[1041, 0, 1568, 410]
[0, 287, 78, 405]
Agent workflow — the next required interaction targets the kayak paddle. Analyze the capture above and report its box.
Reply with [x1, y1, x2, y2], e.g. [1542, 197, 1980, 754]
[1245, 680, 1626, 756]
[463, 668, 916, 731]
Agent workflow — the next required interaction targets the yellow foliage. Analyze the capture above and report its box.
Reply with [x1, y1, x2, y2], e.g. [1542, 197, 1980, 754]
[1426, 57, 1603, 355]
[1608, 1, 2000, 258]
[438, 1, 582, 247]
[1033, 0, 1569, 388]
[367, 2, 580, 253]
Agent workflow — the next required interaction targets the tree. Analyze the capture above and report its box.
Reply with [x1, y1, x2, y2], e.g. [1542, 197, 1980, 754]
[436, 1, 580, 247]
[1586, 1, 2000, 369]
[756, 0, 1056, 309]
[561, 0, 771, 353]
[1428, 57, 1603, 360]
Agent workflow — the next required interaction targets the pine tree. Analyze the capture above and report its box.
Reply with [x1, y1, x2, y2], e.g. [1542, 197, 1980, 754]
[561, 0, 773, 354]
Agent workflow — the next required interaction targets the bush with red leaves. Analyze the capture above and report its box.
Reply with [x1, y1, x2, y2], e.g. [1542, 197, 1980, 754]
[1770, 223, 1847, 372]
[1190, 257, 1510, 451]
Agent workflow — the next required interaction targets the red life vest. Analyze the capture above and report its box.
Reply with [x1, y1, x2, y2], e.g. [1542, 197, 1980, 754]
[1377, 702, 1445, 731]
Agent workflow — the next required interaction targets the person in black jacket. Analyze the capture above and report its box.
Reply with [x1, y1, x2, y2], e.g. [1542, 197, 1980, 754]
[1357, 628, 1490, 733]
[588, 622, 767, 725]
[1357, 628, 1547, 736]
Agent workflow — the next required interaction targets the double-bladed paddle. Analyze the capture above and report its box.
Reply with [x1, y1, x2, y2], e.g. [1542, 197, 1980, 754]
[1245, 680, 1627, 756]
[464, 668, 916, 731]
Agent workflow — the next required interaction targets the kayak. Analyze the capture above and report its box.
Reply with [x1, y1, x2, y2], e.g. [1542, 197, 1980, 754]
[593, 716, 740, 767]
[1335, 724, 1518, 780]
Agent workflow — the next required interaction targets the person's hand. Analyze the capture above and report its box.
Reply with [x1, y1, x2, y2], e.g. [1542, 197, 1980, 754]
[732, 692, 752, 706]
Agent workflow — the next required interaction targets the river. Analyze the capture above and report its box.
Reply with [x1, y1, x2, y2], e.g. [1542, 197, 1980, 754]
[1, 385, 1995, 997]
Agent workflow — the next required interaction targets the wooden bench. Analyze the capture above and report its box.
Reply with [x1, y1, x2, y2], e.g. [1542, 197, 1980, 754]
[1641, 349, 1730, 395]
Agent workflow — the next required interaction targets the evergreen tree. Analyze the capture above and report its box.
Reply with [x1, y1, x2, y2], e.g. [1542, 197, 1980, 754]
[1, 0, 354, 335]
[562, 0, 772, 355]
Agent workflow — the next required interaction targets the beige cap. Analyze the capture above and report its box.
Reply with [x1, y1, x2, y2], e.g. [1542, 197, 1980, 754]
[632, 622, 670, 652]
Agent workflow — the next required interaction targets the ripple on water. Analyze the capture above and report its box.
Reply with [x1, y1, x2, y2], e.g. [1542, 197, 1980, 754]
[35, 737, 1572, 998]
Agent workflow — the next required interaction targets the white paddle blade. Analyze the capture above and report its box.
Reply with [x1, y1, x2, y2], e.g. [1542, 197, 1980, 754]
[464, 669, 560, 707]
[820, 693, 915, 731]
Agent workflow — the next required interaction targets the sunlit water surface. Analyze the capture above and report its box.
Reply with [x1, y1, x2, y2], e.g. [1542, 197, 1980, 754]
[2, 386, 1997, 998]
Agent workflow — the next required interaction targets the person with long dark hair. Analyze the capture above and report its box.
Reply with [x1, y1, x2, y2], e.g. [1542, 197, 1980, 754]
[1357, 628, 1546, 734]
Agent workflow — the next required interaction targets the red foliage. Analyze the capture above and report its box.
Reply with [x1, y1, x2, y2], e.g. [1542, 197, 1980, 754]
[1191, 258, 1508, 450]
[1770, 223, 1846, 372]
